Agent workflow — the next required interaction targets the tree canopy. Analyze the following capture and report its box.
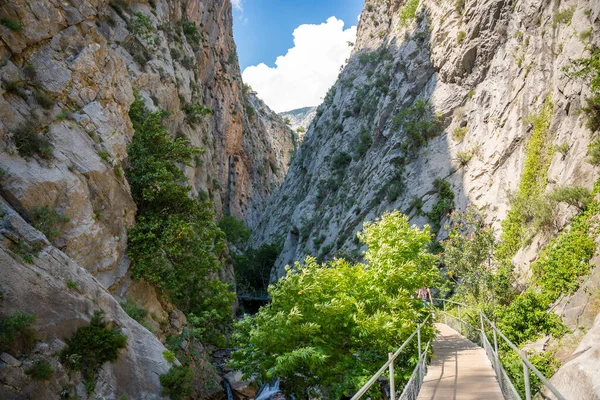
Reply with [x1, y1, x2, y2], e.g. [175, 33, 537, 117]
[229, 211, 439, 398]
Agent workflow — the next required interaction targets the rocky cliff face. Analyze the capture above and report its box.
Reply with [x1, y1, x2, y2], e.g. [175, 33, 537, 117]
[251, 0, 600, 395]
[253, 0, 599, 280]
[0, 0, 294, 398]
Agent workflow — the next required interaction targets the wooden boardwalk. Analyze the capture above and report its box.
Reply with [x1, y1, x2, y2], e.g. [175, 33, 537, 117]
[417, 323, 504, 400]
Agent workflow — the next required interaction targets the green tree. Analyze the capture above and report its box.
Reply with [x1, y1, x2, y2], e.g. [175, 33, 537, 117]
[229, 212, 438, 398]
[217, 216, 251, 246]
[126, 90, 234, 342]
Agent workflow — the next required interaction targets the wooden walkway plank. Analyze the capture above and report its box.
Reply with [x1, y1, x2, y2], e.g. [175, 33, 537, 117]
[417, 323, 504, 400]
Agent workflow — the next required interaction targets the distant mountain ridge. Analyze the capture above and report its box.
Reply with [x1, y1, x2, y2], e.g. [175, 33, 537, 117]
[279, 106, 318, 139]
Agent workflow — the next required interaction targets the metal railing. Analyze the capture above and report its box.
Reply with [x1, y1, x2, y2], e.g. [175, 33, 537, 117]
[434, 298, 566, 400]
[350, 314, 432, 400]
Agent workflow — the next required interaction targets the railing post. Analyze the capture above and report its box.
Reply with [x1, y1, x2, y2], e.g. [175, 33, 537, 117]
[418, 324, 422, 356]
[523, 361, 532, 400]
[443, 300, 447, 324]
[493, 328, 502, 391]
[479, 311, 485, 344]
[458, 306, 462, 335]
[388, 353, 395, 400]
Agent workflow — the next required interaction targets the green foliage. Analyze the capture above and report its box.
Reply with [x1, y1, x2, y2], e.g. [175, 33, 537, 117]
[501, 350, 559, 397]
[399, 0, 420, 26]
[183, 103, 213, 124]
[454, 0, 466, 14]
[553, 7, 575, 25]
[218, 216, 251, 246]
[456, 148, 474, 165]
[160, 366, 193, 400]
[180, 19, 201, 50]
[30, 205, 69, 241]
[26, 359, 53, 380]
[354, 126, 373, 159]
[498, 97, 553, 260]
[323, 85, 336, 106]
[126, 90, 233, 342]
[13, 128, 53, 159]
[564, 49, 600, 132]
[554, 142, 569, 156]
[494, 290, 566, 345]
[130, 12, 153, 44]
[60, 310, 127, 381]
[230, 212, 438, 398]
[441, 206, 499, 303]
[66, 279, 77, 290]
[392, 99, 442, 155]
[457, 30, 466, 43]
[163, 350, 176, 364]
[34, 89, 55, 109]
[120, 299, 148, 324]
[426, 178, 455, 230]
[453, 126, 467, 141]
[549, 186, 592, 210]
[1, 18, 22, 31]
[233, 243, 280, 296]
[0, 312, 36, 354]
[332, 151, 352, 171]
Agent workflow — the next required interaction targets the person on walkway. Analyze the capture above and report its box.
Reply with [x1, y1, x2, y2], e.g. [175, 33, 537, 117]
[417, 286, 433, 306]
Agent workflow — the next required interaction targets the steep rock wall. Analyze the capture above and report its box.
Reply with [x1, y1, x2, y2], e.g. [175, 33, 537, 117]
[0, 0, 295, 397]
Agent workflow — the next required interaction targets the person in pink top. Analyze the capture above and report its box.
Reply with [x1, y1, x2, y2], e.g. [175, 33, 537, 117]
[417, 286, 433, 306]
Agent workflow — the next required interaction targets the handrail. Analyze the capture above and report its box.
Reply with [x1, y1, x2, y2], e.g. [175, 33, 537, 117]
[433, 298, 566, 400]
[350, 314, 431, 400]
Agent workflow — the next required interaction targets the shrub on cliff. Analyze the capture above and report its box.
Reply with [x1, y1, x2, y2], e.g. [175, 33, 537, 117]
[229, 212, 439, 398]
[126, 90, 234, 343]
[60, 310, 127, 384]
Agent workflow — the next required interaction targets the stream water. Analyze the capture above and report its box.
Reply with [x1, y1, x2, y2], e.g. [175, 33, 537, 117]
[223, 378, 282, 400]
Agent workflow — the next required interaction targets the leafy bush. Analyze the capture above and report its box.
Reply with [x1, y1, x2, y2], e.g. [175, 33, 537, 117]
[392, 99, 442, 155]
[180, 19, 201, 50]
[0, 312, 36, 354]
[160, 366, 193, 400]
[354, 126, 373, 159]
[456, 148, 474, 165]
[457, 30, 466, 43]
[497, 97, 553, 260]
[34, 90, 55, 109]
[494, 290, 566, 345]
[218, 216, 251, 246]
[553, 7, 575, 25]
[1, 18, 22, 31]
[564, 49, 600, 132]
[60, 311, 127, 382]
[26, 359, 53, 380]
[549, 186, 592, 210]
[332, 152, 352, 171]
[163, 350, 176, 364]
[126, 91, 233, 340]
[233, 243, 280, 296]
[183, 103, 213, 124]
[30, 205, 69, 241]
[399, 0, 420, 26]
[14, 128, 53, 159]
[426, 178, 455, 230]
[453, 126, 467, 141]
[120, 299, 148, 324]
[230, 212, 438, 398]
[441, 206, 498, 303]
[501, 350, 559, 398]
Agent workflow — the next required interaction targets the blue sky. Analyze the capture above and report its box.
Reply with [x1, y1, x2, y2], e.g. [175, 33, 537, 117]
[233, 0, 364, 70]
[231, 0, 364, 112]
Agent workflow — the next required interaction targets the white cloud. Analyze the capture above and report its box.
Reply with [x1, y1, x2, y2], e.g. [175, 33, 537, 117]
[242, 17, 357, 113]
[232, 0, 243, 12]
